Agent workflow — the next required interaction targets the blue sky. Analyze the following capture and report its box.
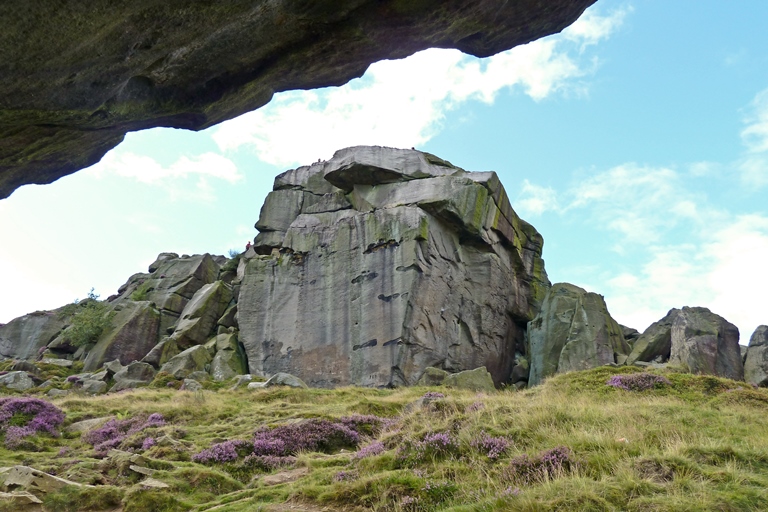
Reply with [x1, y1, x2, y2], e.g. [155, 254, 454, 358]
[1, 0, 767, 342]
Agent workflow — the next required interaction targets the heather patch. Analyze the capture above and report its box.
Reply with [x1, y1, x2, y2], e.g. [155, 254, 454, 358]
[0, 397, 65, 449]
[471, 432, 510, 460]
[82, 413, 166, 455]
[607, 373, 671, 392]
[398, 431, 458, 465]
[354, 440, 385, 460]
[504, 446, 576, 485]
[192, 439, 252, 464]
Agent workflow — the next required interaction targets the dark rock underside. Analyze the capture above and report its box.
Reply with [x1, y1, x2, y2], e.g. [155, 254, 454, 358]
[0, 0, 595, 199]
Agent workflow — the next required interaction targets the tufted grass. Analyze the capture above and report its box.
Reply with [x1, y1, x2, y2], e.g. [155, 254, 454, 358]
[2, 366, 768, 510]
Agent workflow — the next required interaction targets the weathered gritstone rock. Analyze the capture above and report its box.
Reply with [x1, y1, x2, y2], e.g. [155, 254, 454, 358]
[528, 283, 629, 386]
[0, 0, 595, 199]
[160, 345, 212, 379]
[111, 361, 156, 392]
[239, 146, 550, 388]
[0, 372, 36, 391]
[168, 280, 233, 349]
[744, 325, 768, 387]
[669, 307, 743, 381]
[626, 309, 681, 365]
[82, 301, 161, 371]
[0, 308, 70, 360]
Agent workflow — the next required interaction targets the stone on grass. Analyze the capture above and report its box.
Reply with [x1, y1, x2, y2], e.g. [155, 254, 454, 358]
[81, 380, 107, 394]
[264, 372, 308, 389]
[180, 379, 203, 391]
[40, 358, 73, 368]
[0, 371, 35, 391]
[159, 345, 212, 379]
[626, 309, 680, 365]
[111, 362, 156, 392]
[443, 367, 496, 392]
[417, 367, 449, 386]
[211, 348, 247, 382]
[229, 375, 253, 390]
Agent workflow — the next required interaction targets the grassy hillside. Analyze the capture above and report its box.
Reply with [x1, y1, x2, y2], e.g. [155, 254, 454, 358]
[2, 366, 768, 511]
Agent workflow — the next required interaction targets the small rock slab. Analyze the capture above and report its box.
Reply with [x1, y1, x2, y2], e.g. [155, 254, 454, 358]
[444, 367, 496, 392]
[0, 490, 43, 505]
[40, 358, 73, 368]
[0, 372, 35, 391]
[260, 467, 310, 486]
[66, 417, 112, 434]
[140, 477, 169, 489]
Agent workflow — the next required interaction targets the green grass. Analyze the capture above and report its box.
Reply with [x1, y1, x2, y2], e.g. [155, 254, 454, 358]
[3, 366, 768, 511]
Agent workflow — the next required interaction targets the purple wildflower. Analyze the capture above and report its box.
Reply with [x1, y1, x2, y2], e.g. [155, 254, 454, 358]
[354, 441, 385, 460]
[251, 419, 359, 456]
[0, 397, 65, 449]
[422, 392, 445, 400]
[82, 413, 167, 455]
[142, 437, 156, 450]
[607, 373, 671, 392]
[241, 454, 294, 471]
[333, 470, 357, 482]
[505, 446, 575, 484]
[466, 401, 484, 413]
[193, 439, 252, 464]
[471, 433, 510, 460]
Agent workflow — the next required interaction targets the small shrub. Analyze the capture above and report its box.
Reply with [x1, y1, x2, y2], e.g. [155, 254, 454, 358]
[504, 446, 575, 485]
[471, 432, 510, 460]
[0, 397, 65, 449]
[130, 281, 154, 301]
[606, 373, 671, 392]
[354, 441, 386, 460]
[192, 439, 253, 464]
[252, 419, 360, 456]
[398, 432, 457, 465]
[63, 290, 114, 347]
[83, 413, 166, 455]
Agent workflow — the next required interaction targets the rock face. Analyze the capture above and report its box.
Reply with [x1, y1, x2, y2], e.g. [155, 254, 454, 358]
[0, 309, 69, 360]
[239, 146, 549, 388]
[744, 326, 768, 387]
[669, 307, 743, 381]
[0, 0, 595, 199]
[626, 309, 680, 365]
[527, 283, 629, 386]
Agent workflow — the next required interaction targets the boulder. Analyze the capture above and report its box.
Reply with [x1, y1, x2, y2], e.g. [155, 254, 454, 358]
[103, 359, 123, 376]
[111, 362, 156, 392]
[510, 360, 530, 382]
[169, 281, 233, 349]
[141, 338, 180, 368]
[159, 345, 212, 379]
[148, 253, 179, 273]
[80, 380, 108, 394]
[528, 283, 629, 386]
[0, 308, 69, 360]
[0, 372, 35, 391]
[0, 465, 91, 495]
[264, 372, 308, 389]
[417, 367, 449, 386]
[0, 491, 42, 505]
[180, 379, 203, 391]
[239, 147, 549, 388]
[210, 349, 247, 382]
[40, 358, 73, 368]
[0, 0, 595, 200]
[743, 326, 768, 386]
[443, 367, 496, 392]
[669, 307, 743, 381]
[82, 301, 161, 371]
[229, 375, 253, 390]
[626, 309, 680, 365]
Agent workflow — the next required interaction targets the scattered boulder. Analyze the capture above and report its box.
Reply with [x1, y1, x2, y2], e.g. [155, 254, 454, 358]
[263, 373, 308, 389]
[210, 349, 247, 382]
[743, 325, 768, 387]
[80, 380, 107, 395]
[528, 283, 629, 386]
[111, 362, 156, 392]
[627, 309, 680, 365]
[103, 359, 123, 376]
[417, 367, 449, 386]
[229, 375, 253, 390]
[180, 379, 203, 391]
[0, 465, 91, 495]
[66, 417, 112, 434]
[0, 490, 42, 506]
[669, 307, 743, 381]
[0, 372, 36, 391]
[141, 338, 180, 368]
[620, 325, 641, 345]
[443, 367, 496, 392]
[40, 358, 73, 368]
[160, 345, 212, 380]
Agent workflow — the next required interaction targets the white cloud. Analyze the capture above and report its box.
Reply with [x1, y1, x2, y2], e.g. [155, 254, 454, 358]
[211, 5, 627, 167]
[515, 179, 559, 217]
[738, 88, 768, 187]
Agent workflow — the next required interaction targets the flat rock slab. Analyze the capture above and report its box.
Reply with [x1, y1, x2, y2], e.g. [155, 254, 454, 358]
[260, 467, 310, 487]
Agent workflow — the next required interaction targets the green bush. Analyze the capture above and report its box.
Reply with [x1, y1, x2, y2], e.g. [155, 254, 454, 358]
[63, 289, 114, 347]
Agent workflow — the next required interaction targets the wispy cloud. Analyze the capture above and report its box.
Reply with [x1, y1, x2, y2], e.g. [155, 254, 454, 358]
[738, 88, 768, 187]
[211, 5, 628, 167]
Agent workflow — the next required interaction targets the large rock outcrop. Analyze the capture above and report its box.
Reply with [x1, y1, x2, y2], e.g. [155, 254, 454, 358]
[668, 307, 743, 381]
[527, 282, 629, 386]
[0, 309, 70, 360]
[0, 0, 595, 199]
[239, 146, 550, 388]
[744, 326, 768, 387]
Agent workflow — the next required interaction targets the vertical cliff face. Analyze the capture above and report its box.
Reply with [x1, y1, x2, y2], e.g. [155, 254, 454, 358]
[238, 146, 550, 387]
